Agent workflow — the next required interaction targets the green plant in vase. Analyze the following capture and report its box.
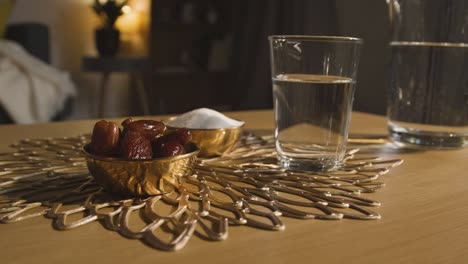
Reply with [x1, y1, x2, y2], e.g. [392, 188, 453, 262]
[92, 0, 128, 57]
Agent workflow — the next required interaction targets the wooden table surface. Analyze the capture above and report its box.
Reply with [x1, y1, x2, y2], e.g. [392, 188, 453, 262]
[0, 110, 467, 264]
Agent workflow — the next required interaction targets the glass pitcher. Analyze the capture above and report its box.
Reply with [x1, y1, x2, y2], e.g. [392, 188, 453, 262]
[386, 0, 468, 148]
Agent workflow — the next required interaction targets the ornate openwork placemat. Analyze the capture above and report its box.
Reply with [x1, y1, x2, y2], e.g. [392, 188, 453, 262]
[0, 133, 402, 251]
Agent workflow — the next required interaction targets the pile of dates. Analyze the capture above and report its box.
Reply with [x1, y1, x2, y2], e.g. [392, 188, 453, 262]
[89, 118, 192, 160]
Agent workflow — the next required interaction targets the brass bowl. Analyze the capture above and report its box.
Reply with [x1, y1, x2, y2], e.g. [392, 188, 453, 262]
[82, 143, 199, 196]
[167, 119, 244, 158]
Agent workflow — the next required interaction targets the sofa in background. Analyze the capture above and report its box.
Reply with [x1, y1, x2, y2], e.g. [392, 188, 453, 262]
[0, 23, 72, 124]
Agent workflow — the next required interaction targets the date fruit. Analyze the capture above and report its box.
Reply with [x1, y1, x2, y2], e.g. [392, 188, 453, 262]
[153, 128, 192, 147]
[123, 119, 166, 140]
[121, 117, 134, 128]
[90, 120, 120, 156]
[119, 130, 153, 160]
[89, 118, 191, 160]
[154, 141, 186, 158]
[152, 129, 191, 158]
[170, 128, 192, 145]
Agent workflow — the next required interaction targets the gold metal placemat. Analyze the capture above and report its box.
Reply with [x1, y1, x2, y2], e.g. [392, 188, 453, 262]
[0, 133, 402, 251]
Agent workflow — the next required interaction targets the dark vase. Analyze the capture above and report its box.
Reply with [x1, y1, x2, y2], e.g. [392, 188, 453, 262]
[95, 27, 120, 57]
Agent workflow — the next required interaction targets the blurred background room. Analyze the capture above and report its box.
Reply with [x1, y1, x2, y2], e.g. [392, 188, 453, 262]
[0, 0, 390, 124]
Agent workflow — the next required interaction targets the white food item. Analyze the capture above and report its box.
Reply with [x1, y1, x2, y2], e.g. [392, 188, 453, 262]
[167, 108, 245, 129]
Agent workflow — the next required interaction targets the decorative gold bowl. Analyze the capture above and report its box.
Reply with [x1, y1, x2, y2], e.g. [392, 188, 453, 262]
[82, 143, 199, 196]
[167, 120, 244, 158]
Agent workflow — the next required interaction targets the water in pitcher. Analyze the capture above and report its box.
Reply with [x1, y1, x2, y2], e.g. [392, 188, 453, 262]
[272, 74, 355, 170]
[387, 41, 468, 147]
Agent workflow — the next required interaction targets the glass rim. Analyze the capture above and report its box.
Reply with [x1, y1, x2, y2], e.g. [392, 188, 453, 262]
[268, 35, 363, 44]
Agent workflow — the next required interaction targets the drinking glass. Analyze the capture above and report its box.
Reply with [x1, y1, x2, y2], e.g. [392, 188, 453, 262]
[386, 0, 468, 148]
[269, 35, 363, 171]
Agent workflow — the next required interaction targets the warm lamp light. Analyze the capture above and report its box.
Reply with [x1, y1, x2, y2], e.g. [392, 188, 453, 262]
[115, 1, 147, 34]
[122, 5, 132, 14]
[116, 11, 139, 33]
[114, 0, 150, 55]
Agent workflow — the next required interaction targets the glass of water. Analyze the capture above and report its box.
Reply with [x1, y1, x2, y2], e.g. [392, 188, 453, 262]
[268, 35, 363, 171]
[387, 0, 468, 148]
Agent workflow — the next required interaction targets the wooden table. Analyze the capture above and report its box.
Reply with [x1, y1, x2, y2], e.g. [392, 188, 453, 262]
[1, 110, 467, 264]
